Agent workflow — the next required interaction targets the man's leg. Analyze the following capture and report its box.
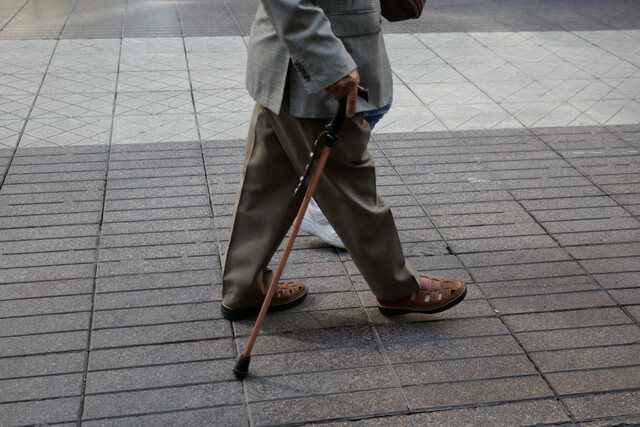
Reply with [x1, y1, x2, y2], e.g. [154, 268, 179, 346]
[267, 101, 420, 301]
[221, 103, 305, 310]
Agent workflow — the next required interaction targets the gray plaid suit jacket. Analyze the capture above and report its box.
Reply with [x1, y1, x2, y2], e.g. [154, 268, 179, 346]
[246, 0, 393, 118]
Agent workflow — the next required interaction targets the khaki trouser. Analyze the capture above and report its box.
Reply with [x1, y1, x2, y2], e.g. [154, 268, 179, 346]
[221, 100, 420, 309]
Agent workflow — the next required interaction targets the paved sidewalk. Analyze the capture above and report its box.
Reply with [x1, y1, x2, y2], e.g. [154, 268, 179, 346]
[1, 1, 639, 426]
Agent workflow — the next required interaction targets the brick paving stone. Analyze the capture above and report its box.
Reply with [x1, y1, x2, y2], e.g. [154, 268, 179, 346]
[86, 359, 233, 394]
[81, 405, 248, 427]
[325, 415, 412, 426]
[478, 275, 599, 298]
[551, 227, 640, 246]
[376, 318, 510, 344]
[0, 224, 98, 242]
[1, 181, 106, 197]
[542, 217, 640, 236]
[382, 334, 522, 364]
[88, 340, 235, 371]
[94, 286, 218, 311]
[502, 307, 633, 332]
[531, 343, 640, 373]
[93, 302, 222, 329]
[108, 166, 206, 181]
[466, 260, 586, 284]
[95, 269, 220, 293]
[5, 170, 106, 184]
[248, 345, 384, 377]
[103, 206, 212, 223]
[394, 354, 538, 386]
[0, 373, 83, 403]
[0, 397, 81, 426]
[520, 195, 619, 212]
[1, 330, 88, 357]
[109, 157, 203, 170]
[448, 234, 559, 253]
[0, 211, 101, 228]
[249, 388, 407, 426]
[0, 191, 104, 205]
[0, 278, 92, 300]
[104, 194, 210, 211]
[0, 263, 96, 284]
[411, 399, 571, 426]
[82, 382, 243, 420]
[98, 242, 217, 262]
[0, 293, 92, 317]
[107, 176, 207, 192]
[0, 200, 103, 216]
[563, 390, 640, 422]
[581, 416, 640, 426]
[547, 366, 640, 396]
[532, 205, 629, 222]
[99, 228, 216, 248]
[0, 311, 89, 336]
[594, 269, 640, 288]
[0, 351, 85, 378]
[245, 365, 397, 403]
[578, 256, 640, 275]
[489, 289, 617, 315]
[238, 325, 378, 356]
[233, 308, 368, 336]
[90, 320, 232, 349]
[100, 217, 214, 236]
[96, 256, 217, 278]
[0, 249, 95, 269]
[404, 376, 554, 411]
[516, 324, 640, 352]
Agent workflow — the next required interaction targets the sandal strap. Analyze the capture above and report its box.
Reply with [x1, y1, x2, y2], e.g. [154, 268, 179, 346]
[412, 277, 458, 303]
[276, 281, 304, 300]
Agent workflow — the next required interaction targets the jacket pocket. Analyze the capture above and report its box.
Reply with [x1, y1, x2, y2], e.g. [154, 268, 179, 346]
[329, 10, 381, 37]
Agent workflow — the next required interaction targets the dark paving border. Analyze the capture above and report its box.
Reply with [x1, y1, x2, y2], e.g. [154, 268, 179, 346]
[2, 0, 640, 40]
[1, 125, 639, 425]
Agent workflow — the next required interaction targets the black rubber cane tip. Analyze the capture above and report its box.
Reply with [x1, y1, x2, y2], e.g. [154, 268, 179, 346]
[233, 355, 250, 380]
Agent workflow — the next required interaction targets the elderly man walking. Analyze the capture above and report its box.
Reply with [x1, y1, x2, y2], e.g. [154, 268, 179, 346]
[221, 0, 467, 320]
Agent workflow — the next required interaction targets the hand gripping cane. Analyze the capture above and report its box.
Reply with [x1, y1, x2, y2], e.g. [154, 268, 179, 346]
[234, 86, 369, 380]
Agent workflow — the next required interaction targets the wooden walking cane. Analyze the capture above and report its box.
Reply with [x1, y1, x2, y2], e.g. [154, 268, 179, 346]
[234, 86, 369, 380]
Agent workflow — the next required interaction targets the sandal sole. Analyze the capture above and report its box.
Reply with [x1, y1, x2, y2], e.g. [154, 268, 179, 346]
[377, 288, 467, 315]
[221, 290, 308, 321]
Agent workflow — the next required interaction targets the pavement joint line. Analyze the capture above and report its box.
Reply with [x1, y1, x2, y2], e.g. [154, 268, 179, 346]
[86, 356, 238, 374]
[99, 228, 212, 237]
[0, 222, 99, 230]
[78, 403, 246, 424]
[2, 393, 84, 407]
[0, 209, 103, 218]
[1, 370, 86, 382]
[506, 322, 638, 335]
[543, 363, 640, 376]
[76, 29, 120, 427]
[246, 385, 399, 405]
[90, 318, 228, 332]
[528, 342, 640, 355]
[0, 328, 89, 339]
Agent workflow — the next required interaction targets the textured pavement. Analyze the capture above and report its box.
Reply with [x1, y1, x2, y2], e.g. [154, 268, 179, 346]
[1, 1, 640, 426]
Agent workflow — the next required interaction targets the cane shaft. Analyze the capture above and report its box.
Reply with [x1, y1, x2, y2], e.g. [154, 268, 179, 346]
[243, 144, 333, 358]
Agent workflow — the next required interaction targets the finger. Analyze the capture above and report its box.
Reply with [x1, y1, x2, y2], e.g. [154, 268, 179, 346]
[345, 84, 357, 117]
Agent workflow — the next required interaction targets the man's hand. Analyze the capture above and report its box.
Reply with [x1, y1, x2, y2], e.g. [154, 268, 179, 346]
[325, 68, 360, 117]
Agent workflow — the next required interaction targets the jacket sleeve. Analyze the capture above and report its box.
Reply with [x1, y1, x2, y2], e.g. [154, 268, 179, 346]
[259, 0, 358, 94]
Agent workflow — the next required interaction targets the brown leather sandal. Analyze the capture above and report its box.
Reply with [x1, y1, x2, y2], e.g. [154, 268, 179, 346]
[221, 281, 308, 321]
[376, 276, 467, 315]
